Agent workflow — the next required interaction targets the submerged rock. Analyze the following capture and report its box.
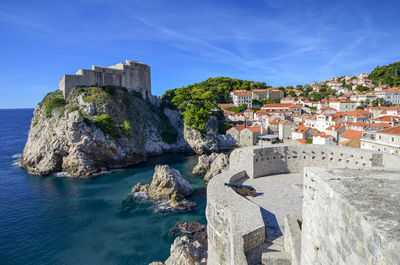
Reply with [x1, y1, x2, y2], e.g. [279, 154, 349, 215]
[130, 165, 195, 212]
[150, 236, 207, 265]
[192, 153, 229, 183]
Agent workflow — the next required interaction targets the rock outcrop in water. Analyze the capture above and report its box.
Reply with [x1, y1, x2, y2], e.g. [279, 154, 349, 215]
[19, 86, 233, 177]
[192, 153, 229, 183]
[149, 235, 207, 265]
[130, 165, 195, 212]
[170, 221, 207, 246]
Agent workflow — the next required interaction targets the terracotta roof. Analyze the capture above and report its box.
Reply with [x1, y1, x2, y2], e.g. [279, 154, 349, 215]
[314, 132, 334, 138]
[218, 103, 234, 108]
[236, 92, 251, 97]
[371, 116, 400, 122]
[246, 127, 262, 132]
[295, 125, 311, 133]
[350, 122, 368, 128]
[296, 139, 307, 144]
[377, 126, 400, 135]
[341, 129, 362, 140]
[231, 90, 247, 93]
[251, 89, 268, 92]
[255, 109, 267, 114]
[269, 118, 281, 125]
[229, 126, 246, 131]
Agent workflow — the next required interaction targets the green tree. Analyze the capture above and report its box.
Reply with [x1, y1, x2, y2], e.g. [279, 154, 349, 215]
[369, 61, 400, 87]
[162, 77, 268, 134]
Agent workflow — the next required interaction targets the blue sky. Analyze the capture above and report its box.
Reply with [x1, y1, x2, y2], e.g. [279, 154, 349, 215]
[1, 0, 400, 108]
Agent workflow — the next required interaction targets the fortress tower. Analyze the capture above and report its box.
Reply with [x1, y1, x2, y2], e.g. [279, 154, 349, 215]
[59, 60, 151, 100]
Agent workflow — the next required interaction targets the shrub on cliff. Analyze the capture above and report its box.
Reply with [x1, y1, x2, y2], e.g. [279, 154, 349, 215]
[95, 114, 115, 136]
[39, 90, 66, 118]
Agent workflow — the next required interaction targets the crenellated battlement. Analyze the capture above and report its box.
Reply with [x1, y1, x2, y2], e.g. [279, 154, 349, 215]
[59, 60, 151, 100]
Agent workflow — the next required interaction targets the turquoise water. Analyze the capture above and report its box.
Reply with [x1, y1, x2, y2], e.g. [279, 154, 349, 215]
[0, 109, 206, 265]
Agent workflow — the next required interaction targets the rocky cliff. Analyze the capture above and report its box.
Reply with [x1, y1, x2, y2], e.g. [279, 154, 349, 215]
[19, 87, 189, 177]
[19, 86, 235, 177]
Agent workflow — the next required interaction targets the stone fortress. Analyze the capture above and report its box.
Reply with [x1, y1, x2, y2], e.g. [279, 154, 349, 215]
[207, 144, 400, 265]
[59, 60, 151, 100]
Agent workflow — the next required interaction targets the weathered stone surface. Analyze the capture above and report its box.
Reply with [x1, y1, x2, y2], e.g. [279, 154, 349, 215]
[171, 221, 207, 246]
[130, 165, 194, 212]
[148, 165, 193, 200]
[192, 153, 218, 175]
[204, 153, 229, 183]
[302, 167, 400, 265]
[164, 236, 207, 265]
[192, 152, 229, 183]
[206, 145, 400, 265]
[184, 127, 219, 155]
[19, 88, 190, 177]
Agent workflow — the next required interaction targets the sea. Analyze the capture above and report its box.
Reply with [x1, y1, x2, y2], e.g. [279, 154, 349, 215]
[0, 109, 207, 265]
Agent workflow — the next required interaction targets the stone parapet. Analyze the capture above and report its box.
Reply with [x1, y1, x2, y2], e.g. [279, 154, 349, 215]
[207, 170, 265, 265]
[302, 167, 400, 265]
[229, 144, 400, 178]
[283, 215, 302, 265]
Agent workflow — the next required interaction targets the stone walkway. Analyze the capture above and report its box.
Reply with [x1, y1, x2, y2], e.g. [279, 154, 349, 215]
[240, 174, 303, 265]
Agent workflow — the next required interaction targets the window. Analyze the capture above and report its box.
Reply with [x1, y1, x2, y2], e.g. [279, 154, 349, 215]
[391, 137, 395, 142]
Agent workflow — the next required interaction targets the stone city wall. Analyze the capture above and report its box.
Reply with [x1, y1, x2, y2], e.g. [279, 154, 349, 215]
[59, 60, 151, 100]
[229, 144, 398, 179]
[208, 144, 400, 265]
[207, 170, 265, 265]
[302, 167, 400, 265]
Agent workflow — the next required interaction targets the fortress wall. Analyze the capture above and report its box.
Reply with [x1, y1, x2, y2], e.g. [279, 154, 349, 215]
[209, 145, 400, 265]
[302, 167, 400, 265]
[59, 61, 151, 100]
[229, 145, 398, 179]
[207, 170, 265, 265]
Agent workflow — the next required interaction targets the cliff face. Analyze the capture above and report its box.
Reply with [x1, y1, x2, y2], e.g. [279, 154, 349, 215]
[19, 87, 189, 177]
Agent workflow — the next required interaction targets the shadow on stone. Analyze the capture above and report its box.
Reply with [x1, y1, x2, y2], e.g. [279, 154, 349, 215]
[260, 207, 283, 241]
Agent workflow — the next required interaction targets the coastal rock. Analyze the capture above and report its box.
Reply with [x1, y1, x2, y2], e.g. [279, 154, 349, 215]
[130, 165, 195, 212]
[191, 153, 219, 175]
[171, 221, 207, 246]
[183, 127, 219, 155]
[148, 165, 193, 201]
[151, 236, 207, 265]
[192, 153, 229, 183]
[19, 88, 190, 177]
[204, 153, 229, 183]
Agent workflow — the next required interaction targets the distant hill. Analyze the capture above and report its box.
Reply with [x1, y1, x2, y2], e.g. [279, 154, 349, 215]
[369, 61, 400, 87]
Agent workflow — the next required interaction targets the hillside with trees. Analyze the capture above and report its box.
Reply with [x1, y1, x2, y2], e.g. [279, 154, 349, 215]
[161, 77, 268, 134]
[369, 61, 400, 87]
